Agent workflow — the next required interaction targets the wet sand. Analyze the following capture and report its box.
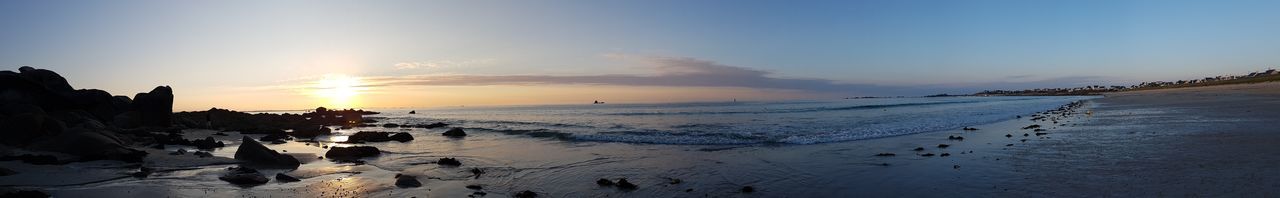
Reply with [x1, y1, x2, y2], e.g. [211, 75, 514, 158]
[1002, 82, 1280, 197]
[5, 83, 1279, 197]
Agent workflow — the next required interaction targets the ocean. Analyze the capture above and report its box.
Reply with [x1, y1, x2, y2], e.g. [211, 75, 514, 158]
[367, 96, 1098, 145]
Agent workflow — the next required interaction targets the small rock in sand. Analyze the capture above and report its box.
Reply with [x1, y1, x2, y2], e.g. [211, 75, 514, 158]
[874, 153, 896, 157]
[324, 146, 381, 160]
[912, 147, 925, 151]
[438, 157, 462, 166]
[937, 144, 950, 148]
[741, 186, 756, 193]
[597, 178, 615, 186]
[921, 153, 936, 157]
[219, 167, 269, 186]
[275, 173, 301, 182]
[616, 178, 638, 190]
[1006, 134, 1013, 138]
[466, 184, 483, 190]
[514, 190, 538, 198]
[963, 127, 978, 131]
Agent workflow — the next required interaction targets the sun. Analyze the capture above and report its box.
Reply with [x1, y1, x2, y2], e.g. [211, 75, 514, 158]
[312, 74, 364, 108]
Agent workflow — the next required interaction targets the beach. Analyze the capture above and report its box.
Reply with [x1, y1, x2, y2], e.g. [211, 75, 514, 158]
[4, 83, 1280, 197]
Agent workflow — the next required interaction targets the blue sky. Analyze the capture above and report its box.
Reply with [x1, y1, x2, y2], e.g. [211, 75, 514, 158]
[2, 0, 1278, 110]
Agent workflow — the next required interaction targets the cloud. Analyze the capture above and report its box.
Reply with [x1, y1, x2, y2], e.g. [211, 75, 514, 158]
[394, 59, 495, 69]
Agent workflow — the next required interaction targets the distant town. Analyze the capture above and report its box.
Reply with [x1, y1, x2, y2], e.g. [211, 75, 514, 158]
[975, 68, 1280, 96]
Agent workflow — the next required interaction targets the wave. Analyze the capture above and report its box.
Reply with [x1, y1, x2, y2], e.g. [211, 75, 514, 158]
[601, 100, 989, 116]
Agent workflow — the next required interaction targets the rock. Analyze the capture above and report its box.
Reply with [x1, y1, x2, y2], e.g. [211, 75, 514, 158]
[382, 123, 400, 128]
[324, 146, 381, 160]
[0, 167, 17, 176]
[131, 166, 153, 178]
[259, 134, 290, 143]
[465, 184, 482, 190]
[1006, 134, 1013, 138]
[443, 127, 467, 137]
[17, 66, 74, 92]
[395, 174, 422, 188]
[346, 131, 413, 143]
[408, 110, 416, 114]
[1022, 124, 1041, 129]
[132, 86, 173, 127]
[470, 168, 484, 178]
[0, 154, 60, 165]
[616, 178, 637, 189]
[275, 173, 301, 182]
[741, 186, 755, 193]
[921, 153, 936, 157]
[30, 128, 147, 162]
[514, 190, 538, 198]
[1035, 132, 1048, 136]
[219, 167, 269, 186]
[169, 148, 188, 155]
[912, 147, 924, 151]
[941, 153, 951, 157]
[0, 105, 56, 146]
[233, 136, 300, 169]
[111, 111, 141, 128]
[417, 122, 449, 129]
[596, 178, 615, 186]
[0, 189, 50, 198]
[874, 153, 895, 157]
[390, 132, 414, 142]
[438, 157, 462, 166]
[669, 178, 682, 184]
[947, 136, 964, 140]
[289, 125, 331, 138]
[962, 127, 978, 131]
[1005, 144, 1014, 146]
[937, 144, 950, 148]
[194, 151, 213, 158]
[954, 165, 961, 169]
[191, 137, 225, 149]
[1034, 129, 1047, 132]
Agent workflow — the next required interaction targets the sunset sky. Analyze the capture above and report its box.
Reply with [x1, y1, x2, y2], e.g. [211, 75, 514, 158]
[3, 0, 1279, 111]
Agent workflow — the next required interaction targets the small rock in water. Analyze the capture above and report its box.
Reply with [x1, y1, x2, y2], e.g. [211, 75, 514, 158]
[443, 127, 467, 137]
[954, 165, 961, 169]
[597, 178, 615, 186]
[937, 144, 950, 148]
[741, 186, 755, 193]
[275, 173, 301, 182]
[219, 167, 269, 186]
[912, 147, 925, 151]
[438, 157, 462, 166]
[940, 153, 951, 157]
[921, 153, 936, 157]
[395, 174, 422, 188]
[669, 178, 682, 184]
[874, 153, 896, 157]
[962, 127, 978, 131]
[616, 178, 638, 190]
[1022, 124, 1041, 129]
[465, 184, 483, 190]
[1021, 139, 1028, 142]
[471, 168, 485, 178]
[514, 190, 538, 198]
[1023, 133, 1029, 137]
[1005, 144, 1014, 146]
[1006, 134, 1013, 138]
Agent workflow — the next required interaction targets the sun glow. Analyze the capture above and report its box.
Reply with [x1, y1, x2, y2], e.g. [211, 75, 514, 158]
[312, 74, 364, 108]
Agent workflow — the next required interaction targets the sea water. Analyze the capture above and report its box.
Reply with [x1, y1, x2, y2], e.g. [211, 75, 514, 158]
[367, 96, 1097, 145]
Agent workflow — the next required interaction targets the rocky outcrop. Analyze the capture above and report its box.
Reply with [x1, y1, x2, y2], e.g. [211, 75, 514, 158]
[132, 86, 173, 127]
[233, 136, 300, 169]
[443, 128, 467, 137]
[346, 131, 413, 143]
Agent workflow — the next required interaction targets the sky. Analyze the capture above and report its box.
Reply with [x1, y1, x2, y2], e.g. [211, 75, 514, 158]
[2, 0, 1278, 111]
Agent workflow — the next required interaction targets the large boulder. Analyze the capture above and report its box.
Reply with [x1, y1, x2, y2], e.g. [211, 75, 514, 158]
[219, 166, 269, 186]
[232, 136, 300, 169]
[324, 146, 380, 160]
[132, 86, 173, 127]
[67, 89, 125, 122]
[17, 66, 74, 92]
[0, 104, 60, 146]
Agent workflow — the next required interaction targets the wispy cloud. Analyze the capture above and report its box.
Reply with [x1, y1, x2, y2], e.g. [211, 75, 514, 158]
[394, 59, 496, 69]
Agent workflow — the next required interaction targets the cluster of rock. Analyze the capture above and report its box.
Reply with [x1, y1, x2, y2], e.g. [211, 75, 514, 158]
[343, 131, 413, 143]
[172, 107, 378, 139]
[0, 66, 177, 163]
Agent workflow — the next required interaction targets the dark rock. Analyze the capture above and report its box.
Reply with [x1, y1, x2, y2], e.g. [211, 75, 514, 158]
[194, 151, 213, 158]
[18, 66, 74, 92]
[741, 186, 755, 193]
[912, 147, 924, 151]
[0, 189, 50, 198]
[954, 165, 961, 169]
[941, 153, 951, 157]
[597, 178, 615, 186]
[233, 136, 300, 169]
[395, 174, 422, 188]
[131, 166, 153, 178]
[324, 146, 381, 160]
[219, 167, 269, 186]
[947, 136, 964, 141]
[289, 125, 331, 138]
[962, 127, 978, 131]
[1005, 144, 1014, 146]
[191, 137, 225, 149]
[921, 153, 936, 157]
[275, 173, 301, 182]
[382, 123, 401, 128]
[1034, 129, 1047, 132]
[170, 148, 187, 155]
[1006, 134, 1013, 138]
[470, 168, 484, 178]
[514, 190, 538, 198]
[438, 157, 462, 166]
[213, 132, 228, 136]
[1022, 124, 1041, 129]
[259, 134, 290, 143]
[408, 110, 416, 114]
[616, 178, 637, 190]
[669, 178, 682, 184]
[937, 144, 950, 148]
[874, 153, 896, 157]
[1035, 132, 1048, 136]
[30, 128, 147, 162]
[417, 122, 449, 129]
[390, 132, 413, 142]
[133, 86, 173, 127]
[347, 131, 413, 143]
[443, 127, 467, 137]
[465, 184, 482, 190]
